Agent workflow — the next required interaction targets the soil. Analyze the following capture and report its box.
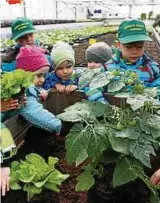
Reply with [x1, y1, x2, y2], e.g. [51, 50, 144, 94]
[2, 124, 160, 203]
[2, 124, 88, 203]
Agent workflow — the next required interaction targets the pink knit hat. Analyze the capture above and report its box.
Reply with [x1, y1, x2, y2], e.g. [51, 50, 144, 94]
[16, 46, 50, 72]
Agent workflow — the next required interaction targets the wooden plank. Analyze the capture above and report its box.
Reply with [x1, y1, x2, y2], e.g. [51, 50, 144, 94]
[4, 91, 85, 143]
[44, 90, 85, 115]
[4, 114, 31, 139]
[104, 93, 127, 109]
[4, 90, 128, 144]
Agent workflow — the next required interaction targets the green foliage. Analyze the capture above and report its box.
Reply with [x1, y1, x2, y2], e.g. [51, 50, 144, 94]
[148, 11, 153, 20]
[1, 69, 34, 101]
[10, 154, 69, 201]
[79, 68, 156, 98]
[141, 13, 147, 21]
[58, 98, 160, 200]
[1, 26, 116, 52]
[153, 14, 160, 28]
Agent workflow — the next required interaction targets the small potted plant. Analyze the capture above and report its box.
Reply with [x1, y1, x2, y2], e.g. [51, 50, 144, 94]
[1, 69, 34, 107]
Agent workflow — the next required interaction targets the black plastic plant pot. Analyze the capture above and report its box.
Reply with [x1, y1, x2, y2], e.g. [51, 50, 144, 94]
[12, 87, 26, 108]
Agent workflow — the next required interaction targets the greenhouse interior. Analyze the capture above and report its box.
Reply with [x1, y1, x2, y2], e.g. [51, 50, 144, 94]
[1, 0, 160, 203]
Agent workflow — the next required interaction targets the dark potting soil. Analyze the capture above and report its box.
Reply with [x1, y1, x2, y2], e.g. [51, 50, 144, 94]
[1, 124, 88, 203]
[2, 124, 160, 203]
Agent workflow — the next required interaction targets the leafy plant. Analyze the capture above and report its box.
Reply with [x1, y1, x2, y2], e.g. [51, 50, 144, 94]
[141, 13, 147, 21]
[153, 14, 160, 28]
[1, 69, 34, 101]
[1, 26, 116, 52]
[148, 11, 153, 20]
[57, 96, 160, 201]
[10, 153, 69, 201]
[78, 68, 156, 98]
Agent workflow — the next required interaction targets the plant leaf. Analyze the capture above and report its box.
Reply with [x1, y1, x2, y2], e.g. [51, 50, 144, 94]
[108, 81, 125, 93]
[89, 72, 110, 89]
[108, 133, 129, 155]
[113, 156, 139, 187]
[65, 123, 88, 165]
[129, 138, 153, 168]
[43, 182, 59, 192]
[76, 171, 95, 191]
[23, 184, 42, 201]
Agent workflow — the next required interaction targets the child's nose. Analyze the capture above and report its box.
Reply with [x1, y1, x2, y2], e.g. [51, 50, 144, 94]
[40, 77, 45, 83]
[63, 68, 68, 73]
[131, 47, 137, 54]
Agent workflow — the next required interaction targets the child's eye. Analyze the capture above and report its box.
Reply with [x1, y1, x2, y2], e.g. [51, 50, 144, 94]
[36, 73, 46, 77]
[125, 46, 131, 49]
[57, 67, 63, 70]
[67, 65, 72, 68]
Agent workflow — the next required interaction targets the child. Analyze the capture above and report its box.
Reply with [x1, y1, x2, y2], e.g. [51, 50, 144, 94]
[42, 42, 78, 95]
[2, 17, 53, 73]
[86, 42, 112, 69]
[81, 42, 113, 104]
[16, 46, 62, 134]
[105, 19, 160, 90]
[1, 100, 18, 196]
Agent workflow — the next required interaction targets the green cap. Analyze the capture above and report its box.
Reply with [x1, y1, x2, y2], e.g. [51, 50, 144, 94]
[118, 19, 152, 44]
[11, 17, 36, 40]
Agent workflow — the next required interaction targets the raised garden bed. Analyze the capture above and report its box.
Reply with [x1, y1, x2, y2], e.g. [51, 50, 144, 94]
[2, 90, 160, 203]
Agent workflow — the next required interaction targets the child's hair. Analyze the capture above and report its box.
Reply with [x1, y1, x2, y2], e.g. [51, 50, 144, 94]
[51, 41, 75, 69]
[16, 46, 50, 72]
[85, 42, 112, 65]
[118, 19, 152, 44]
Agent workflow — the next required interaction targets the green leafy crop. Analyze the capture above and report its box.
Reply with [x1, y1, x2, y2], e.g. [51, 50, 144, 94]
[57, 97, 160, 202]
[1, 69, 34, 101]
[10, 153, 69, 201]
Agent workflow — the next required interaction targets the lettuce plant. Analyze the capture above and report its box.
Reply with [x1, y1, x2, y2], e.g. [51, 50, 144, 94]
[10, 153, 69, 201]
[57, 97, 160, 202]
[1, 69, 34, 101]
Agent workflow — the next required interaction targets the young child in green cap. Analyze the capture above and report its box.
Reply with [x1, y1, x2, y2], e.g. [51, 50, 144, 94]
[105, 19, 160, 91]
[2, 17, 53, 73]
[42, 41, 78, 95]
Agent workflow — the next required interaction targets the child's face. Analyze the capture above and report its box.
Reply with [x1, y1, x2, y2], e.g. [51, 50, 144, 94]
[118, 41, 145, 63]
[56, 61, 73, 81]
[88, 61, 102, 69]
[34, 66, 49, 87]
[17, 33, 35, 47]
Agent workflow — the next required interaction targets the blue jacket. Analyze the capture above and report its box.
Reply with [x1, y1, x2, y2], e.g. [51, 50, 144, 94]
[19, 86, 62, 133]
[42, 71, 79, 90]
[104, 52, 160, 89]
[1, 41, 54, 73]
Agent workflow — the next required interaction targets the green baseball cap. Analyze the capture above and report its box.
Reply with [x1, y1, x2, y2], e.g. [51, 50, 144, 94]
[118, 19, 152, 44]
[11, 17, 36, 40]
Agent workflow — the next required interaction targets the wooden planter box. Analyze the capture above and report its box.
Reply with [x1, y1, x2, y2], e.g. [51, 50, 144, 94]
[4, 90, 127, 145]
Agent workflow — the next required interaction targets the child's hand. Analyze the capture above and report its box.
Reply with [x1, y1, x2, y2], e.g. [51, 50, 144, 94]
[55, 83, 65, 92]
[150, 169, 160, 186]
[65, 85, 78, 95]
[1, 167, 10, 196]
[1, 98, 19, 112]
[40, 90, 48, 101]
